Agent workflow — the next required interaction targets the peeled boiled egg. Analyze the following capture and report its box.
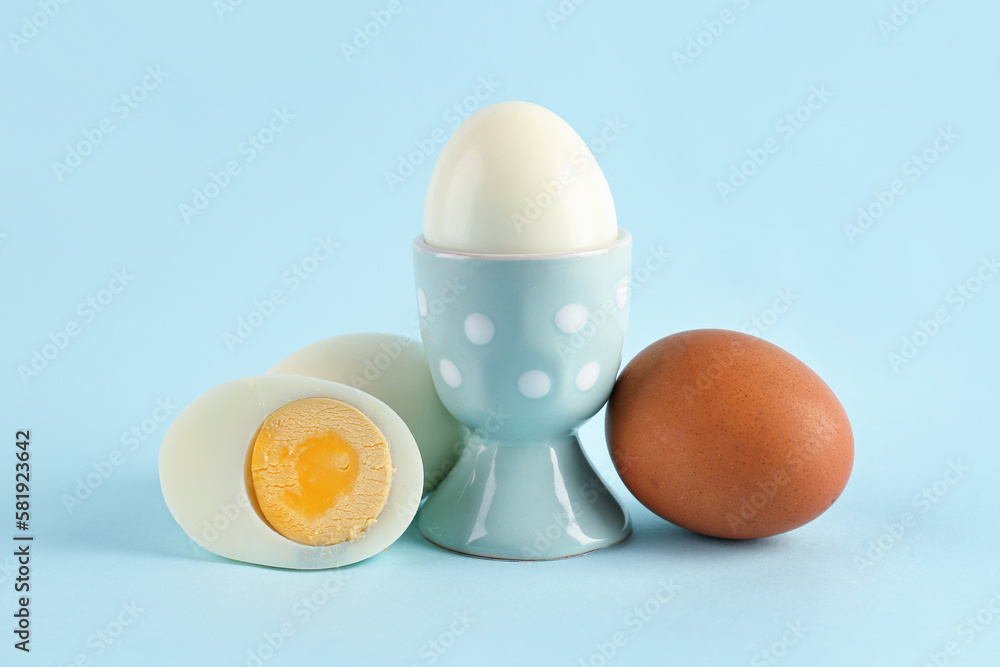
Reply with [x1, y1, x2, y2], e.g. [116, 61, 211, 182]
[158, 374, 423, 568]
[424, 100, 618, 254]
[267, 333, 466, 493]
[606, 329, 853, 539]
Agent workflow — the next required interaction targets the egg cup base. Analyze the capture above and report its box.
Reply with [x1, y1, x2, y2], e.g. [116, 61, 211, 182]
[418, 434, 631, 560]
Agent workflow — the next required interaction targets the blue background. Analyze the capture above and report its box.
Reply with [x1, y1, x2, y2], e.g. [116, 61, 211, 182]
[2, 0, 998, 664]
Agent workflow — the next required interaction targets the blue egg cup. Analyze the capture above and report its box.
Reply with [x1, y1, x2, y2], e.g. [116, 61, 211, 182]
[412, 231, 633, 560]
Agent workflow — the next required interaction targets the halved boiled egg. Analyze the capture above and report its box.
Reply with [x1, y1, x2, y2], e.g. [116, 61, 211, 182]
[158, 374, 423, 569]
[268, 333, 466, 494]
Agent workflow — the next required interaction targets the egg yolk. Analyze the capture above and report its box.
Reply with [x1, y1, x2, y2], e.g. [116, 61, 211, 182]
[249, 397, 393, 546]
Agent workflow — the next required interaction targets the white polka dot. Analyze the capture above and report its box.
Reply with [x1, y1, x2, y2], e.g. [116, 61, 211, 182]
[417, 288, 428, 317]
[616, 278, 628, 310]
[518, 370, 551, 399]
[439, 359, 461, 388]
[575, 362, 600, 391]
[555, 304, 589, 334]
[464, 313, 494, 345]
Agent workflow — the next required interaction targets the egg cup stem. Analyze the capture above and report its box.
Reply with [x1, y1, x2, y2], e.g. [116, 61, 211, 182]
[419, 434, 630, 560]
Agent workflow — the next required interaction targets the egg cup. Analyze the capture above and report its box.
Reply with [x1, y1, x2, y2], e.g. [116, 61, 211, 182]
[412, 231, 632, 560]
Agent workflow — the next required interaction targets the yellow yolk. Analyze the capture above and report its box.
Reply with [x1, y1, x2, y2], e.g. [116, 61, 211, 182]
[249, 397, 393, 546]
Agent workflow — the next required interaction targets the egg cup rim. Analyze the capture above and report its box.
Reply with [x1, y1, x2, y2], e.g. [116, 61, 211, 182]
[412, 229, 631, 261]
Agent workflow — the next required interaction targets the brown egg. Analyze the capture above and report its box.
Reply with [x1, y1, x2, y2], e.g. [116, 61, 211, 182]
[606, 329, 853, 539]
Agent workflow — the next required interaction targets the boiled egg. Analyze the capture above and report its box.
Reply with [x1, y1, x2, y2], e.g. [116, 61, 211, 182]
[424, 101, 618, 254]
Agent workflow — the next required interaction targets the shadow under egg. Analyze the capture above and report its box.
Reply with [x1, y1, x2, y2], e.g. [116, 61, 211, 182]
[618, 508, 796, 560]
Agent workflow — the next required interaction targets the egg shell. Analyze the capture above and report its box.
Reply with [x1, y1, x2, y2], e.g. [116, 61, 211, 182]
[424, 100, 618, 255]
[158, 374, 423, 568]
[267, 333, 466, 493]
[606, 329, 853, 539]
